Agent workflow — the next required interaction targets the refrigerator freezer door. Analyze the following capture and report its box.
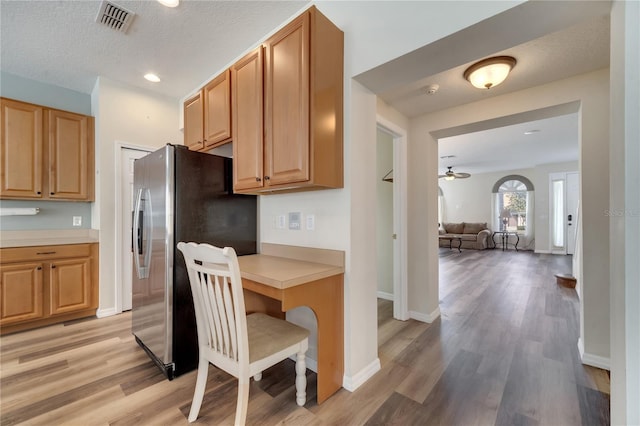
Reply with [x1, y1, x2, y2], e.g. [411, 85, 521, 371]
[131, 146, 173, 369]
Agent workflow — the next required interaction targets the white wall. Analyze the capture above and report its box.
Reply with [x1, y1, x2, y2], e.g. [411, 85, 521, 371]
[376, 130, 393, 296]
[440, 167, 534, 225]
[409, 69, 610, 363]
[91, 77, 181, 314]
[609, 0, 640, 423]
[440, 161, 579, 252]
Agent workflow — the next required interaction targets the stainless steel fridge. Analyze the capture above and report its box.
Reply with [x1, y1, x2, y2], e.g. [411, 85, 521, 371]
[131, 144, 256, 379]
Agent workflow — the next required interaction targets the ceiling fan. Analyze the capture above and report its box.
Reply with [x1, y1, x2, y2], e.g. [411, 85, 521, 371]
[438, 166, 471, 181]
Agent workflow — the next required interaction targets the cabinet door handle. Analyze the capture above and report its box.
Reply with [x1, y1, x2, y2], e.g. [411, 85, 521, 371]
[37, 251, 56, 255]
[264, 176, 270, 181]
[37, 266, 42, 270]
[37, 191, 41, 195]
[50, 192, 55, 195]
[256, 177, 261, 182]
[51, 265, 56, 269]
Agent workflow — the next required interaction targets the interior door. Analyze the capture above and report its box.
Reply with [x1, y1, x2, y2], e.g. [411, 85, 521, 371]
[566, 172, 579, 255]
[121, 148, 151, 311]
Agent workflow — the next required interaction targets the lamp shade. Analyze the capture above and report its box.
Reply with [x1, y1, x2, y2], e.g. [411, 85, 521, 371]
[464, 56, 516, 90]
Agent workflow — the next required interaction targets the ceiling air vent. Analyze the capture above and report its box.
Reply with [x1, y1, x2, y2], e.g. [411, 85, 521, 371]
[95, 0, 135, 33]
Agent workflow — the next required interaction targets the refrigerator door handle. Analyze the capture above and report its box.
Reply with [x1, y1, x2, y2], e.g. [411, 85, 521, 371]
[133, 188, 152, 279]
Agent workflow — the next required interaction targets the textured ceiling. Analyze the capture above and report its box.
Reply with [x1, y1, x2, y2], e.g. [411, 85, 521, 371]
[380, 16, 610, 118]
[438, 113, 579, 176]
[1, 1, 611, 175]
[0, 0, 308, 99]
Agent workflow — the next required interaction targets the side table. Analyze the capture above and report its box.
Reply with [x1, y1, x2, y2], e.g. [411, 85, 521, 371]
[492, 231, 519, 251]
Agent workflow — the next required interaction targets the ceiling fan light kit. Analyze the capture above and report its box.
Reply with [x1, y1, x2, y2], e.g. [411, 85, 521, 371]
[463, 56, 516, 90]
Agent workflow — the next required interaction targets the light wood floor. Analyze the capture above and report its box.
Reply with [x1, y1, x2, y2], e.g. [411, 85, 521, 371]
[1, 249, 610, 425]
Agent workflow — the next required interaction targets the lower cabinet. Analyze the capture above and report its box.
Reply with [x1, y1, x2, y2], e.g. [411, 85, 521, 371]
[0, 243, 98, 334]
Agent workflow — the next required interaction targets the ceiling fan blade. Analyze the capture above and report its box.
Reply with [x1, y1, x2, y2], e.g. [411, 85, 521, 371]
[453, 172, 471, 178]
[438, 174, 447, 178]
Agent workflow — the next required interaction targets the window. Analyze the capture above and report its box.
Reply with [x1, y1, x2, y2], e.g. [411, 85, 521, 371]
[497, 179, 528, 232]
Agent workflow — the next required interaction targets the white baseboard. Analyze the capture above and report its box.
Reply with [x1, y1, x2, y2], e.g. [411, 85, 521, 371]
[96, 307, 118, 318]
[377, 291, 394, 301]
[535, 249, 551, 254]
[409, 307, 440, 323]
[578, 338, 611, 370]
[342, 358, 381, 392]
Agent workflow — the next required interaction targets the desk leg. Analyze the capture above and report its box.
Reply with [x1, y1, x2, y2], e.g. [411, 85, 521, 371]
[282, 275, 344, 404]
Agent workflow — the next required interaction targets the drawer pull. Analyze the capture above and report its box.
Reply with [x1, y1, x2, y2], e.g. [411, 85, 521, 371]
[37, 266, 42, 270]
[51, 265, 56, 269]
[36, 251, 57, 255]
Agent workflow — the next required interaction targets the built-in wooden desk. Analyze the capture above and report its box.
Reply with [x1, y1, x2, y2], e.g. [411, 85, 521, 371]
[238, 243, 344, 404]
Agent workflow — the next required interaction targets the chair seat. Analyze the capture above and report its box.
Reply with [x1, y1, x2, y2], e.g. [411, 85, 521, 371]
[248, 313, 310, 363]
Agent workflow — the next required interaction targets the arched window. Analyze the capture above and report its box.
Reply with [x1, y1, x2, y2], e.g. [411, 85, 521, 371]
[492, 175, 534, 233]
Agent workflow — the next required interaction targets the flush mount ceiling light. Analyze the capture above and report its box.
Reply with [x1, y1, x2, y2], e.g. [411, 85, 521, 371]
[157, 0, 179, 7]
[463, 56, 517, 90]
[144, 73, 161, 83]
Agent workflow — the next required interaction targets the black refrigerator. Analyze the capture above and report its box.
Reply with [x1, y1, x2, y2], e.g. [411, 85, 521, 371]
[131, 144, 256, 379]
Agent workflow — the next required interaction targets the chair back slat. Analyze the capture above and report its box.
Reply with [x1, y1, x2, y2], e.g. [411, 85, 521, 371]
[177, 242, 248, 366]
[222, 276, 238, 359]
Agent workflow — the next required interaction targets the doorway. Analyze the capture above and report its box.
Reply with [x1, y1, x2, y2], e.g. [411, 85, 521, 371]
[116, 143, 153, 312]
[376, 116, 408, 321]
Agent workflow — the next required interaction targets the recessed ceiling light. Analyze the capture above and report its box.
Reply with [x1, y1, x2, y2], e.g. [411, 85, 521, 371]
[144, 73, 161, 83]
[524, 130, 540, 135]
[157, 0, 179, 7]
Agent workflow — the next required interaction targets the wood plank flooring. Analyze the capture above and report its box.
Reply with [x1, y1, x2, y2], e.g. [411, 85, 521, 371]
[0, 249, 610, 425]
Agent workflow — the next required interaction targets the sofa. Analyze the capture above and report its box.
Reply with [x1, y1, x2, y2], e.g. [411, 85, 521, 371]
[439, 222, 492, 250]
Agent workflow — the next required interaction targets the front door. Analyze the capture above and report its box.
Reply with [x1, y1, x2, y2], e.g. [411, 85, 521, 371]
[566, 172, 579, 255]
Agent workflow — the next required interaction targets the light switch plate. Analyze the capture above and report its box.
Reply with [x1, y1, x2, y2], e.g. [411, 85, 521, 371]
[306, 214, 315, 230]
[276, 215, 286, 229]
[288, 212, 301, 230]
[73, 216, 82, 227]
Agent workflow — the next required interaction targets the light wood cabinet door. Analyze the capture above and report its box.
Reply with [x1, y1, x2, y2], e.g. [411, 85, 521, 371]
[183, 92, 204, 151]
[204, 69, 232, 149]
[0, 262, 44, 325]
[0, 99, 43, 198]
[264, 12, 310, 186]
[47, 109, 91, 200]
[232, 47, 264, 191]
[49, 257, 91, 315]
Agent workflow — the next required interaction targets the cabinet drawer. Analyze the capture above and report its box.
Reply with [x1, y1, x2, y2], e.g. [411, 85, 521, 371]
[0, 244, 92, 263]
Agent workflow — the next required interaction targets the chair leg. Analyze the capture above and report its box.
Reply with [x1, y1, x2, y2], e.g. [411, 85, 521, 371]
[253, 372, 262, 381]
[295, 351, 307, 406]
[234, 380, 250, 426]
[188, 357, 210, 422]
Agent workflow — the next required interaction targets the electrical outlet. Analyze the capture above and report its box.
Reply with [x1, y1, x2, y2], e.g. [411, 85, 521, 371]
[73, 216, 82, 227]
[276, 215, 286, 229]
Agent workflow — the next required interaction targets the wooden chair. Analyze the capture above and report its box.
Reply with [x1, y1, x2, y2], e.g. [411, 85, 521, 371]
[177, 242, 309, 425]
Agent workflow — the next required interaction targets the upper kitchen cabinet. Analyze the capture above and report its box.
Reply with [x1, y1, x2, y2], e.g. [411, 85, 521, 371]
[183, 69, 232, 152]
[233, 6, 344, 194]
[0, 99, 43, 198]
[183, 92, 204, 151]
[232, 47, 264, 191]
[0, 98, 95, 201]
[47, 109, 93, 200]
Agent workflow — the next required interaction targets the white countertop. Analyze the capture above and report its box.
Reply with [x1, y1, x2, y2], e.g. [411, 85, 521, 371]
[0, 229, 99, 248]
